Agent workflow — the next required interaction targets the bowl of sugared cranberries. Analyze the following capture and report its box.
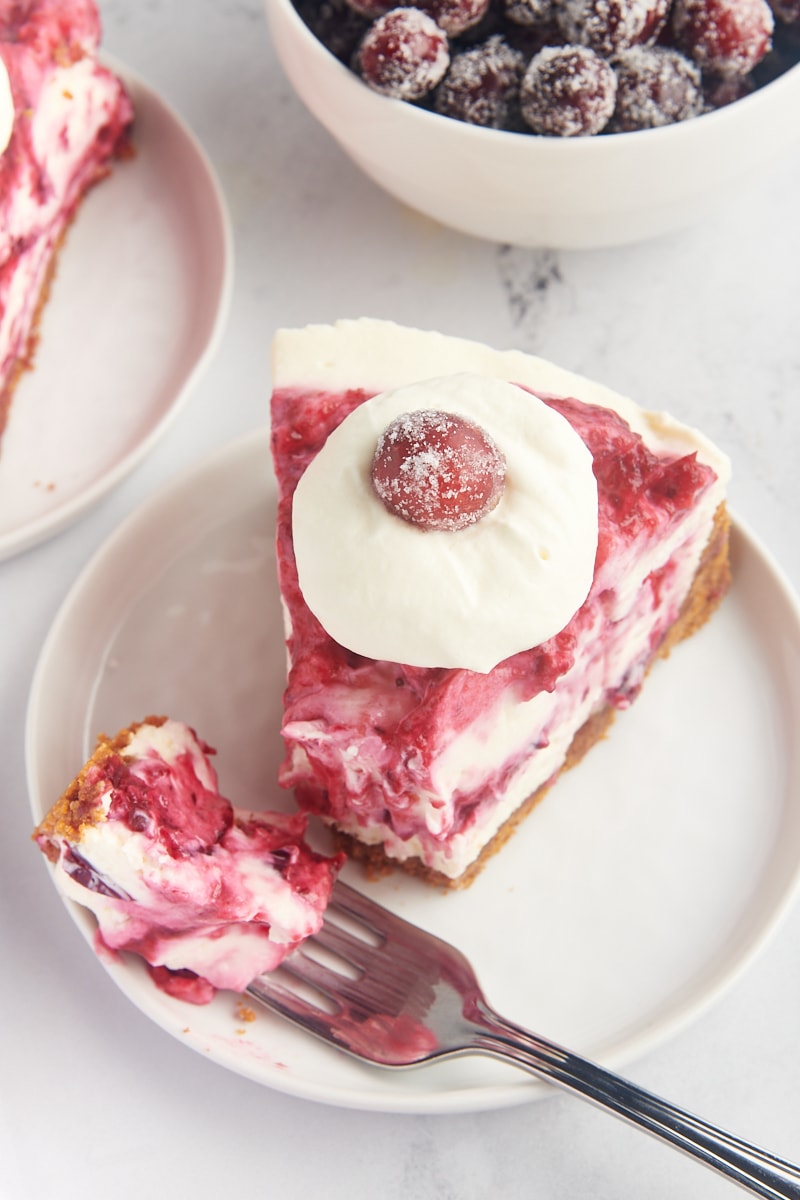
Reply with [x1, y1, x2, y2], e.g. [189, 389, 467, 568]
[266, 0, 800, 247]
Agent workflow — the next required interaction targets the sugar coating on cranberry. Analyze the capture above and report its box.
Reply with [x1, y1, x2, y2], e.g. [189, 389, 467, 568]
[503, 0, 557, 26]
[434, 35, 525, 126]
[610, 45, 703, 128]
[671, 0, 774, 75]
[414, 0, 492, 35]
[371, 409, 507, 531]
[701, 67, 755, 103]
[558, 0, 671, 54]
[520, 44, 617, 135]
[357, 7, 450, 99]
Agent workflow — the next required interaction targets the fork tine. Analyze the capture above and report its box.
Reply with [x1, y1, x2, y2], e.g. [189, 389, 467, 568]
[329, 882, 457, 960]
[327, 882, 433, 957]
[247, 971, 342, 1031]
[278, 948, 355, 1002]
[289, 936, 428, 1018]
[327, 880, 394, 931]
[311, 919, 375, 969]
[246, 884, 800, 1197]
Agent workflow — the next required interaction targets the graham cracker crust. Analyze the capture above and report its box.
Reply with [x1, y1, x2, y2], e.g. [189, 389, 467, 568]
[33, 716, 166, 859]
[0, 260, 58, 443]
[333, 503, 732, 890]
[1, 214, 84, 443]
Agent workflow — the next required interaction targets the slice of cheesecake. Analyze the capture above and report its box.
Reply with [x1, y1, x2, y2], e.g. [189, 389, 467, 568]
[34, 717, 343, 1004]
[0, 1, 133, 444]
[270, 319, 731, 888]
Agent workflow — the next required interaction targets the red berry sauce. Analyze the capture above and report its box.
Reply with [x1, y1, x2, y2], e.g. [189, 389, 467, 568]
[371, 409, 507, 530]
[100, 746, 232, 858]
[146, 965, 216, 1006]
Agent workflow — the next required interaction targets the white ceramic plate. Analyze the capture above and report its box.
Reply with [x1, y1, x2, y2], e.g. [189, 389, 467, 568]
[0, 60, 232, 561]
[26, 430, 800, 1114]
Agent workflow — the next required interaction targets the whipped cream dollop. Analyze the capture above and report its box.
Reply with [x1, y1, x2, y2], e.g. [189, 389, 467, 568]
[0, 54, 13, 154]
[292, 373, 599, 672]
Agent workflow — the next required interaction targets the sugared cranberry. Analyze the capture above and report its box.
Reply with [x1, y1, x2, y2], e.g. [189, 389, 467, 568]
[671, 0, 774, 75]
[356, 7, 450, 99]
[345, 0, 394, 16]
[520, 44, 617, 135]
[503, 0, 556, 26]
[769, 0, 800, 22]
[371, 410, 507, 531]
[296, 0, 371, 63]
[434, 34, 524, 126]
[610, 45, 703, 129]
[297, 0, 800, 133]
[414, 0, 492, 35]
[500, 0, 564, 62]
[702, 69, 756, 103]
[558, 0, 671, 55]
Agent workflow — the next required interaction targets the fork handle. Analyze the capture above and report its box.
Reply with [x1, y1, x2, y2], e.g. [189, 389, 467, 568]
[472, 1009, 800, 1199]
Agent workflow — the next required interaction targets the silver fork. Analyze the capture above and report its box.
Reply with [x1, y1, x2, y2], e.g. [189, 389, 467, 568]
[247, 881, 800, 1199]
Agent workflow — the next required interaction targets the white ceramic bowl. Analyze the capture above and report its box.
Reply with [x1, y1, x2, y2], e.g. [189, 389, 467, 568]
[266, 0, 800, 249]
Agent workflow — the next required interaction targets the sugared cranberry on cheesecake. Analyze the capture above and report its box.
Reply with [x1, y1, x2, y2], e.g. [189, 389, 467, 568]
[0, 1, 133, 445]
[270, 320, 731, 888]
[33, 717, 343, 1004]
[371, 408, 507, 531]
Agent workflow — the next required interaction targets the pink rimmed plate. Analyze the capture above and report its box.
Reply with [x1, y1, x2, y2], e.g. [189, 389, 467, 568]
[0, 60, 232, 560]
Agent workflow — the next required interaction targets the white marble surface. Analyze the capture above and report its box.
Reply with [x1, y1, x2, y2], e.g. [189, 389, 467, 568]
[2, 3, 800, 1197]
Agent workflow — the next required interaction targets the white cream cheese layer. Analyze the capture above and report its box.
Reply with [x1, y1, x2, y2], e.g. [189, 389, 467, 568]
[124, 719, 218, 792]
[308, 512, 715, 879]
[292, 373, 599, 671]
